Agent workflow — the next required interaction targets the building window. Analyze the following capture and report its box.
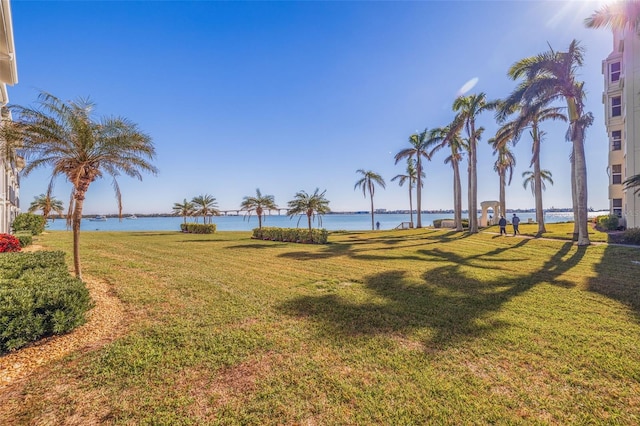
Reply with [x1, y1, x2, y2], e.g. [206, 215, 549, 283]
[610, 61, 621, 82]
[613, 198, 623, 217]
[612, 164, 622, 184]
[612, 130, 622, 151]
[612, 96, 622, 117]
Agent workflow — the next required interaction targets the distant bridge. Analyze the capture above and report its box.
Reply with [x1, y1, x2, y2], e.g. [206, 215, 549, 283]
[219, 209, 289, 216]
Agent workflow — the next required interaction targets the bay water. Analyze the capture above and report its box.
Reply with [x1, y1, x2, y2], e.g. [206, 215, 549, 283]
[44, 211, 609, 232]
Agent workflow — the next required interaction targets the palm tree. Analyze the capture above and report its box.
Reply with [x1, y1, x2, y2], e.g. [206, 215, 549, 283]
[240, 188, 277, 230]
[523, 169, 554, 194]
[496, 99, 567, 234]
[585, 1, 640, 32]
[354, 169, 386, 230]
[507, 41, 592, 245]
[452, 93, 499, 233]
[429, 125, 466, 231]
[28, 193, 64, 220]
[394, 129, 433, 228]
[191, 194, 219, 224]
[172, 198, 195, 224]
[490, 140, 516, 222]
[391, 159, 423, 228]
[5, 92, 157, 279]
[287, 188, 330, 240]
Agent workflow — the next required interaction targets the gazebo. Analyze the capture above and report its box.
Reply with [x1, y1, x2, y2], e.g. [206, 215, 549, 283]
[479, 200, 501, 227]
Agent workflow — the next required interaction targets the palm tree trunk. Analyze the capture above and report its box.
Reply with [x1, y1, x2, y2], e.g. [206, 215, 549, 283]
[499, 171, 506, 223]
[469, 126, 478, 233]
[532, 130, 546, 235]
[307, 213, 313, 242]
[573, 125, 590, 245]
[453, 161, 463, 231]
[571, 150, 579, 240]
[72, 186, 90, 280]
[408, 185, 414, 228]
[416, 157, 422, 228]
[369, 190, 375, 231]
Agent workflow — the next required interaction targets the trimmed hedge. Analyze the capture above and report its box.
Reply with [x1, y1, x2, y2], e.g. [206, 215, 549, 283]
[433, 219, 469, 229]
[11, 213, 46, 235]
[180, 223, 216, 234]
[0, 251, 92, 354]
[597, 214, 619, 231]
[252, 227, 329, 244]
[15, 231, 33, 248]
[621, 228, 640, 245]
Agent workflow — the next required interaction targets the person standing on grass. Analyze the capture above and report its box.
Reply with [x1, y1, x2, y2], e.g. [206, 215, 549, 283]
[498, 216, 507, 236]
[512, 213, 521, 235]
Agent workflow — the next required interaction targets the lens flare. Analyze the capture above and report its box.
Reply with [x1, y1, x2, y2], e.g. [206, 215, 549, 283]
[457, 77, 479, 96]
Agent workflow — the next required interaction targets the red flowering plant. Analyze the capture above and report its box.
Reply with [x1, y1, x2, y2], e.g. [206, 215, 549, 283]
[0, 234, 21, 252]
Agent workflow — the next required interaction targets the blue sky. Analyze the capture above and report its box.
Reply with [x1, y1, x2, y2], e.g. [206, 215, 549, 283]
[10, 0, 614, 215]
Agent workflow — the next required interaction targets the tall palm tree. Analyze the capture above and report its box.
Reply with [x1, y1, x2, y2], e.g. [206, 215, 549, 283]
[391, 159, 423, 228]
[5, 92, 157, 279]
[508, 41, 592, 245]
[452, 93, 499, 233]
[523, 169, 554, 194]
[490, 140, 516, 222]
[429, 125, 466, 231]
[354, 169, 386, 230]
[28, 193, 64, 220]
[497, 99, 567, 234]
[172, 198, 195, 224]
[585, 1, 640, 32]
[240, 188, 277, 230]
[191, 194, 219, 224]
[287, 189, 330, 240]
[394, 129, 433, 228]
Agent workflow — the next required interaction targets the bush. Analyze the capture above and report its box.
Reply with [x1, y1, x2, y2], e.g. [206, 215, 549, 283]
[433, 219, 468, 229]
[621, 228, 640, 245]
[252, 227, 329, 244]
[0, 251, 92, 353]
[15, 231, 33, 248]
[598, 214, 619, 231]
[0, 234, 21, 252]
[12, 213, 46, 235]
[180, 223, 216, 234]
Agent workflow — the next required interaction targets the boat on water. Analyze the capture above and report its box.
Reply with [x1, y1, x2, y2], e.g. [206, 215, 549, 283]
[88, 215, 107, 221]
[126, 215, 138, 220]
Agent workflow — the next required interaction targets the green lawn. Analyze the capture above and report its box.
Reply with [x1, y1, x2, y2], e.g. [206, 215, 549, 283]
[2, 227, 640, 424]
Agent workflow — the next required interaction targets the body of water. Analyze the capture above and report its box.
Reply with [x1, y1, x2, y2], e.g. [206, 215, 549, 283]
[44, 211, 609, 232]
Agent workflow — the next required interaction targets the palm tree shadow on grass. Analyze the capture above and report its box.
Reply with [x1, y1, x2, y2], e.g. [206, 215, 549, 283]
[588, 244, 640, 317]
[279, 242, 586, 350]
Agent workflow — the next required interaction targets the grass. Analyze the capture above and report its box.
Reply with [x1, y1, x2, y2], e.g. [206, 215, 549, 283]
[2, 225, 640, 424]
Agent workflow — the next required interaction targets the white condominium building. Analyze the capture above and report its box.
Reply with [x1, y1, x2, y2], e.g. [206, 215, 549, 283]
[0, 0, 18, 234]
[602, 27, 640, 229]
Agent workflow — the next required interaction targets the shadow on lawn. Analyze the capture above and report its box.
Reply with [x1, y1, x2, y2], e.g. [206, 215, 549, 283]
[280, 242, 587, 350]
[588, 244, 640, 317]
[275, 230, 473, 262]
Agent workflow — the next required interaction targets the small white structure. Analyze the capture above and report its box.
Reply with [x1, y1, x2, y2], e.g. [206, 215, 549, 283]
[480, 201, 501, 227]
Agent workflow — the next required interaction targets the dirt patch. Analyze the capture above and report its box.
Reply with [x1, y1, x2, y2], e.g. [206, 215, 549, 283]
[0, 275, 129, 390]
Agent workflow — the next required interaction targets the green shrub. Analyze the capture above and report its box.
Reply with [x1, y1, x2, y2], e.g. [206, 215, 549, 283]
[180, 223, 216, 234]
[12, 213, 46, 235]
[0, 251, 92, 353]
[621, 228, 640, 245]
[598, 214, 620, 231]
[15, 231, 33, 248]
[0, 234, 21, 252]
[252, 227, 329, 244]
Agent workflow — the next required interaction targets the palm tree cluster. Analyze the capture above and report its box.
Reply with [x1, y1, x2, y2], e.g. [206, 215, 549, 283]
[382, 39, 593, 244]
[172, 194, 220, 224]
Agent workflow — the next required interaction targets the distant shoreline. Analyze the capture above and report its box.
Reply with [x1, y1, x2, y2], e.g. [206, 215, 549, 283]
[76, 208, 608, 219]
